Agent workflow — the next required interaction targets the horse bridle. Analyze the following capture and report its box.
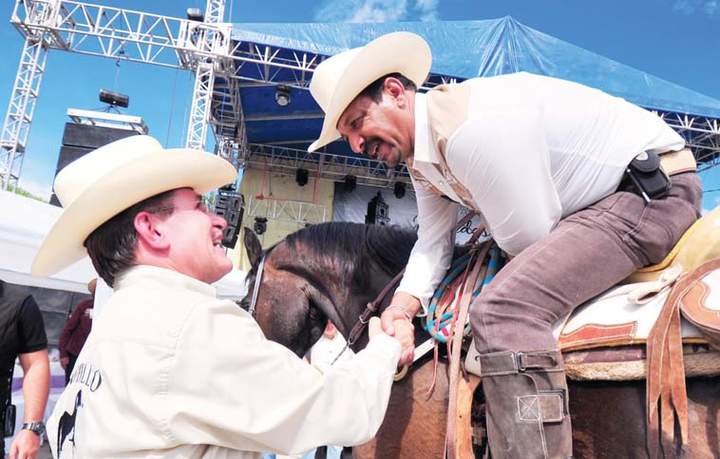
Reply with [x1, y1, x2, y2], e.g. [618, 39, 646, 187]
[248, 253, 266, 317]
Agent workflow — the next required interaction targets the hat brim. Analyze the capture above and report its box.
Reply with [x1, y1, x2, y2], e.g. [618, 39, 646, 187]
[32, 149, 236, 277]
[309, 32, 432, 152]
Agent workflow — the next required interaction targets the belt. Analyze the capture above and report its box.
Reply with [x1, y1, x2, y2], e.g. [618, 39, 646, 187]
[659, 148, 696, 176]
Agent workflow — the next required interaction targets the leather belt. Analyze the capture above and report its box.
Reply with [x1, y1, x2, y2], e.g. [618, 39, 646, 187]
[659, 147, 696, 176]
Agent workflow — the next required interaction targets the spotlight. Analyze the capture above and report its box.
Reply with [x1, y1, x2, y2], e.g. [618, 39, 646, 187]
[253, 217, 267, 235]
[186, 7, 204, 21]
[99, 89, 129, 108]
[295, 168, 309, 187]
[275, 85, 291, 107]
[393, 182, 406, 199]
[343, 174, 356, 192]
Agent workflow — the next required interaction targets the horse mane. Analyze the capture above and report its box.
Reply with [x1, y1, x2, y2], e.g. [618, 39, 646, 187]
[283, 222, 417, 291]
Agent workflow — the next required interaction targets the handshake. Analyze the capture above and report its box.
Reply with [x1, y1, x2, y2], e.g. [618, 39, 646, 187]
[368, 303, 416, 367]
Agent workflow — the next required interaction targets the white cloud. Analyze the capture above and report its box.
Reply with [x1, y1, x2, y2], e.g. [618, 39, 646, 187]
[673, 0, 719, 16]
[314, 0, 438, 23]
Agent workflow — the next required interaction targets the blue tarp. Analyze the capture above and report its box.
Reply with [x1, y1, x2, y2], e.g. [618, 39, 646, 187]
[231, 17, 720, 119]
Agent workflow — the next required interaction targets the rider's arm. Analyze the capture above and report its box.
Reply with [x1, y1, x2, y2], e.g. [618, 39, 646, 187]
[394, 177, 460, 314]
[165, 300, 401, 455]
[446, 107, 561, 256]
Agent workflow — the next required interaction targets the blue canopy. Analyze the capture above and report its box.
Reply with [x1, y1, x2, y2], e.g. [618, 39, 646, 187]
[231, 17, 720, 119]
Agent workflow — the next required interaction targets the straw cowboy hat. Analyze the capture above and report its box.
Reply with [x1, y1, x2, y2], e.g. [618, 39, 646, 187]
[32, 135, 236, 277]
[308, 31, 432, 152]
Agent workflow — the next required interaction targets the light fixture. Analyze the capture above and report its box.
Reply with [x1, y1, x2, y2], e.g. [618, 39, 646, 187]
[295, 168, 309, 186]
[253, 217, 267, 235]
[343, 174, 356, 192]
[275, 85, 291, 107]
[393, 181, 406, 199]
[186, 7, 204, 21]
[99, 89, 129, 108]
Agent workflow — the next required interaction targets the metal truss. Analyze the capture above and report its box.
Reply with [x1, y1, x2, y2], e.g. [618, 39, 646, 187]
[245, 195, 328, 225]
[656, 111, 720, 171]
[0, 36, 49, 190]
[5, 0, 720, 188]
[185, 62, 216, 150]
[243, 143, 412, 188]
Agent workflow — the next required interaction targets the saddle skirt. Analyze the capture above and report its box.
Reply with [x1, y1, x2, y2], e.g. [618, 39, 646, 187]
[554, 266, 720, 381]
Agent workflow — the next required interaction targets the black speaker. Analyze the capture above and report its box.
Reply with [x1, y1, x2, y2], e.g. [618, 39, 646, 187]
[215, 190, 245, 248]
[50, 123, 140, 206]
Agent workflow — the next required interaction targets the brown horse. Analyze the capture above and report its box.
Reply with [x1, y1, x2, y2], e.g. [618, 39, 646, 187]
[241, 222, 720, 459]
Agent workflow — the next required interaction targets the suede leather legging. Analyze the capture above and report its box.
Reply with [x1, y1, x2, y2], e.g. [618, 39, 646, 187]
[470, 172, 702, 353]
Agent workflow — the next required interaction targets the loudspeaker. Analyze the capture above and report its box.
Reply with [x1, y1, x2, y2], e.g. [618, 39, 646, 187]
[215, 191, 245, 248]
[50, 123, 140, 206]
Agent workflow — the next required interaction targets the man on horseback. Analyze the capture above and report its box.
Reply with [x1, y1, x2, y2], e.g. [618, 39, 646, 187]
[34, 135, 407, 458]
[307, 32, 702, 458]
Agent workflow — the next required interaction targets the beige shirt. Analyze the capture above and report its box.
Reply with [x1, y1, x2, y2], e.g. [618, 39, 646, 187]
[398, 73, 685, 309]
[47, 265, 400, 458]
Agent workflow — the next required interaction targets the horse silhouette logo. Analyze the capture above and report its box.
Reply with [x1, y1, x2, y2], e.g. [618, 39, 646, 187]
[57, 390, 82, 455]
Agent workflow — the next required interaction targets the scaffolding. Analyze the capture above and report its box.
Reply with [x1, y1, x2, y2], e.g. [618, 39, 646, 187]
[3, 0, 720, 192]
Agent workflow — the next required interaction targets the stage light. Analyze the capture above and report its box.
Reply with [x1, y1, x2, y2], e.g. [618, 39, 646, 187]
[99, 89, 129, 108]
[275, 85, 291, 107]
[186, 8, 204, 21]
[253, 217, 268, 235]
[343, 174, 356, 192]
[295, 168, 309, 186]
[393, 182, 406, 199]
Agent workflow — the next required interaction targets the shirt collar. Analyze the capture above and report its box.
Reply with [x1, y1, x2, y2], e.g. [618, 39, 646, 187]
[413, 92, 440, 165]
[115, 265, 218, 298]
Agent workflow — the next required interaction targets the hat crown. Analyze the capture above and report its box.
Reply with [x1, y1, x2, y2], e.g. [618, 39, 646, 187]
[54, 135, 163, 208]
[309, 48, 361, 113]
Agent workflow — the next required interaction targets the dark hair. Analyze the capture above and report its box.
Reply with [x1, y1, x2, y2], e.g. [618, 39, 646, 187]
[83, 190, 176, 287]
[357, 72, 417, 103]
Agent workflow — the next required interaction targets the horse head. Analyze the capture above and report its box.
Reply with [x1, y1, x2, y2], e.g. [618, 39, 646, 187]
[240, 223, 417, 357]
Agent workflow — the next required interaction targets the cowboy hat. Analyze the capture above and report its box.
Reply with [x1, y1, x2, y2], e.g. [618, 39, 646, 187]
[308, 31, 432, 152]
[32, 135, 237, 277]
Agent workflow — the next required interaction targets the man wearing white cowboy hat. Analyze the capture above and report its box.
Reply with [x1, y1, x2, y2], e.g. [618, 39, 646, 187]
[37, 135, 404, 458]
[308, 32, 702, 458]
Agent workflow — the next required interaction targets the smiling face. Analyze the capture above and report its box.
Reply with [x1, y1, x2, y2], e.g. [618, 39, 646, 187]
[336, 77, 416, 168]
[155, 188, 232, 283]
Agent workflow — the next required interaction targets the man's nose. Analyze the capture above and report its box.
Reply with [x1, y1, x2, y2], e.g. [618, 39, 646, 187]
[349, 135, 364, 154]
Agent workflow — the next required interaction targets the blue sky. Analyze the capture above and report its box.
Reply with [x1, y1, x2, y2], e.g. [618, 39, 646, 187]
[1, 0, 719, 210]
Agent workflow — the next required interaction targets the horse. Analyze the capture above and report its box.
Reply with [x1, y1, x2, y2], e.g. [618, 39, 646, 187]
[240, 222, 720, 458]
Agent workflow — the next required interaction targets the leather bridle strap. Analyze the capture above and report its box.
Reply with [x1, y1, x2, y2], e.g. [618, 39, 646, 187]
[248, 254, 266, 318]
[344, 211, 479, 348]
[346, 268, 406, 346]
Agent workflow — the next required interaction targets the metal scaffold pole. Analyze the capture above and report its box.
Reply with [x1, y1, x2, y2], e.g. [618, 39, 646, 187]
[1, 32, 50, 190]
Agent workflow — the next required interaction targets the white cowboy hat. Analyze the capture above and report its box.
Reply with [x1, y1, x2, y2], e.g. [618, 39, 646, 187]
[32, 135, 237, 277]
[308, 31, 432, 152]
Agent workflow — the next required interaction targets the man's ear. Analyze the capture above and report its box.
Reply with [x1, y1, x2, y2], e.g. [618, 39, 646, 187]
[243, 227, 263, 270]
[383, 77, 407, 103]
[134, 212, 170, 250]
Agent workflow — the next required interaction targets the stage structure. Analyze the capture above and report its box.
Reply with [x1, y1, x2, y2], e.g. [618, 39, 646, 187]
[3, 4, 720, 208]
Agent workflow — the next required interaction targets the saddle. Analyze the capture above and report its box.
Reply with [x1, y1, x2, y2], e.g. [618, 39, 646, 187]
[455, 208, 720, 458]
[556, 206, 720, 379]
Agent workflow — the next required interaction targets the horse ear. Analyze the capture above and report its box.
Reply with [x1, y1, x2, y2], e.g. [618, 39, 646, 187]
[243, 227, 263, 270]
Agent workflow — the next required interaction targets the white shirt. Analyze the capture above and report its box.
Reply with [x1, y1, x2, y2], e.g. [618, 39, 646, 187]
[398, 73, 685, 309]
[47, 265, 400, 458]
